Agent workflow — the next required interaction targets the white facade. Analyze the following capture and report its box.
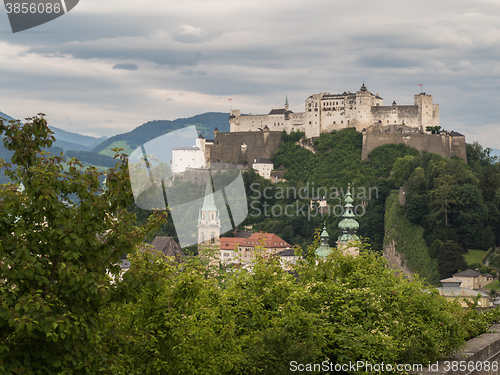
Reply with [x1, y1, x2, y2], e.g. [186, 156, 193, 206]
[229, 84, 440, 139]
[171, 138, 206, 174]
[252, 158, 273, 179]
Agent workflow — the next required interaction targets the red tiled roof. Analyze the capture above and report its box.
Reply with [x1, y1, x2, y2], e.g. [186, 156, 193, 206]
[220, 237, 243, 250]
[240, 233, 291, 248]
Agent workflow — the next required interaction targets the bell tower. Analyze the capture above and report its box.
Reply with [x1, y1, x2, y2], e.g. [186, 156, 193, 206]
[197, 172, 221, 247]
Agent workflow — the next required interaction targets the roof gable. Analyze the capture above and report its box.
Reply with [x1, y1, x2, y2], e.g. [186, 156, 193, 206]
[453, 269, 480, 278]
[150, 236, 183, 261]
[240, 233, 291, 248]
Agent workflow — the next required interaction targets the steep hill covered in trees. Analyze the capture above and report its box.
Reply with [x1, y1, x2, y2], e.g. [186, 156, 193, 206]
[383, 191, 440, 284]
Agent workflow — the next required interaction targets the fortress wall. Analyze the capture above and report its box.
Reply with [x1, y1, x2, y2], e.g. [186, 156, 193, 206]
[235, 113, 281, 132]
[362, 133, 467, 163]
[206, 131, 283, 165]
[231, 112, 306, 134]
[372, 105, 420, 128]
[450, 135, 467, 161]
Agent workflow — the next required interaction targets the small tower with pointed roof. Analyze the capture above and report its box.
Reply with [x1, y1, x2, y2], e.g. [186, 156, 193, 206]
[197, 172, 221, 247]
[315, 222, 332, 259]
[337, 184, 360, 256]
[102, 173, 108, 193]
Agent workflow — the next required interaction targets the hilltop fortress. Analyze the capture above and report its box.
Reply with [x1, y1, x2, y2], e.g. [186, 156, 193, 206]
[229, 83, 439, 138]
[217, 83, 466, 163]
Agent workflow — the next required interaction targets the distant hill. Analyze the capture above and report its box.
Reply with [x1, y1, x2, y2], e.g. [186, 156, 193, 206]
[0, 111, 13, 121]
[1, 111, 230, 183]
[51, 126, 108, 152]
[92, 112, 230, 155]
[0, 111, 112, 183]
[491, 148, 500, 159]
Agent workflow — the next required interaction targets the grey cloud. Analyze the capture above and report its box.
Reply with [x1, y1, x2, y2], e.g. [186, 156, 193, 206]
[171, 25, 211, 44]
[358, 54, 419, 69]
[112, 63, 139, 71]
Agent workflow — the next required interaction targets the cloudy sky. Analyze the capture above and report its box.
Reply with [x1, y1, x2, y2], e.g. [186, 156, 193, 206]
[1, 0, 500, 149]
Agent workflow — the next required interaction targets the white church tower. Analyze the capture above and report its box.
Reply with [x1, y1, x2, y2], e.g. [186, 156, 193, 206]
[197, 172, 221, 247]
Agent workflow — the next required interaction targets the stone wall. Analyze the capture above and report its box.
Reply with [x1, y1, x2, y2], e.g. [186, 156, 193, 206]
[414, 324, 500, 375]
[205, 130, 283, 166]
[362, 132, 467, 163]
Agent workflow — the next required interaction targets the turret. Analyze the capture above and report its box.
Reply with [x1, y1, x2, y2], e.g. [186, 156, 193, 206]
[338, 184, 359, 244]
[315, 223, 332, 259]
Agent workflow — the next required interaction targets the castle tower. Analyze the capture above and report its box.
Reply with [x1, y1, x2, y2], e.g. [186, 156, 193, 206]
[197, 172, 221, 247]
[337, 184, 360, 256]
[315, 223, 332, 259]
[353, 82, 373, 131]
[414, 93, 438, 132]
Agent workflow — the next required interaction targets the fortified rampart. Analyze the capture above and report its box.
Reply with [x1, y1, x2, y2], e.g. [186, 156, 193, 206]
[362, 126, 467, 163]
[205, 129, 283, 166]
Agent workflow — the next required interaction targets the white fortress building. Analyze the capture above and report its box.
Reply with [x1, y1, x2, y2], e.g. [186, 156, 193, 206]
[229, 83, 440, 139]
[171, 137, 207, 174]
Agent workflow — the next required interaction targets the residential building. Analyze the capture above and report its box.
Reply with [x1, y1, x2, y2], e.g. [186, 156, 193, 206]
[252, 158, 273, 179]
[437, 277, 490, 307]
[219, 232, 292, 265]
[452, 269, 494, 290]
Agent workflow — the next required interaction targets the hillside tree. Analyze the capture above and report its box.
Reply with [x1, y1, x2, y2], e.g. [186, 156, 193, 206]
[0, 115, 165, 374]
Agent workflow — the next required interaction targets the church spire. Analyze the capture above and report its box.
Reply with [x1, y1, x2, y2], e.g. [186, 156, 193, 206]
[338, 183, 359, 244]
[201, 173, 218, 212]
[198, 168, 221, 247]
[285, 95, 289, 111]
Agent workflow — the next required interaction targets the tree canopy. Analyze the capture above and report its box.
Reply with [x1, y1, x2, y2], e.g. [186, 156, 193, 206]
[1, 118, 500, 374]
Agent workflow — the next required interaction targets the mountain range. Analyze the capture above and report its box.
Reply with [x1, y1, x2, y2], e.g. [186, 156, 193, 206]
[91, 112, 230, 156]
[0, 111, 230, 183]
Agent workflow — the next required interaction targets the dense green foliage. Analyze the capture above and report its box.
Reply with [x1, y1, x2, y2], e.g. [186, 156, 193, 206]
[131, 127, 500, 285]
[98, 242, 500, 374]
[436, 241, 469, 279]
[393, 153, 500, 250]
[2, 117, 500, 374]
[0, 116, 165, 374]
[237, 129, 419, 252]
[388, 147, 500, 279]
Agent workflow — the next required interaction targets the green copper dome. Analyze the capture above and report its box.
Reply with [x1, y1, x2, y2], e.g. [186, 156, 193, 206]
[338, 184, 359, 243]
[320, 225, 329, 239]
[315, 223, 332, 258]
